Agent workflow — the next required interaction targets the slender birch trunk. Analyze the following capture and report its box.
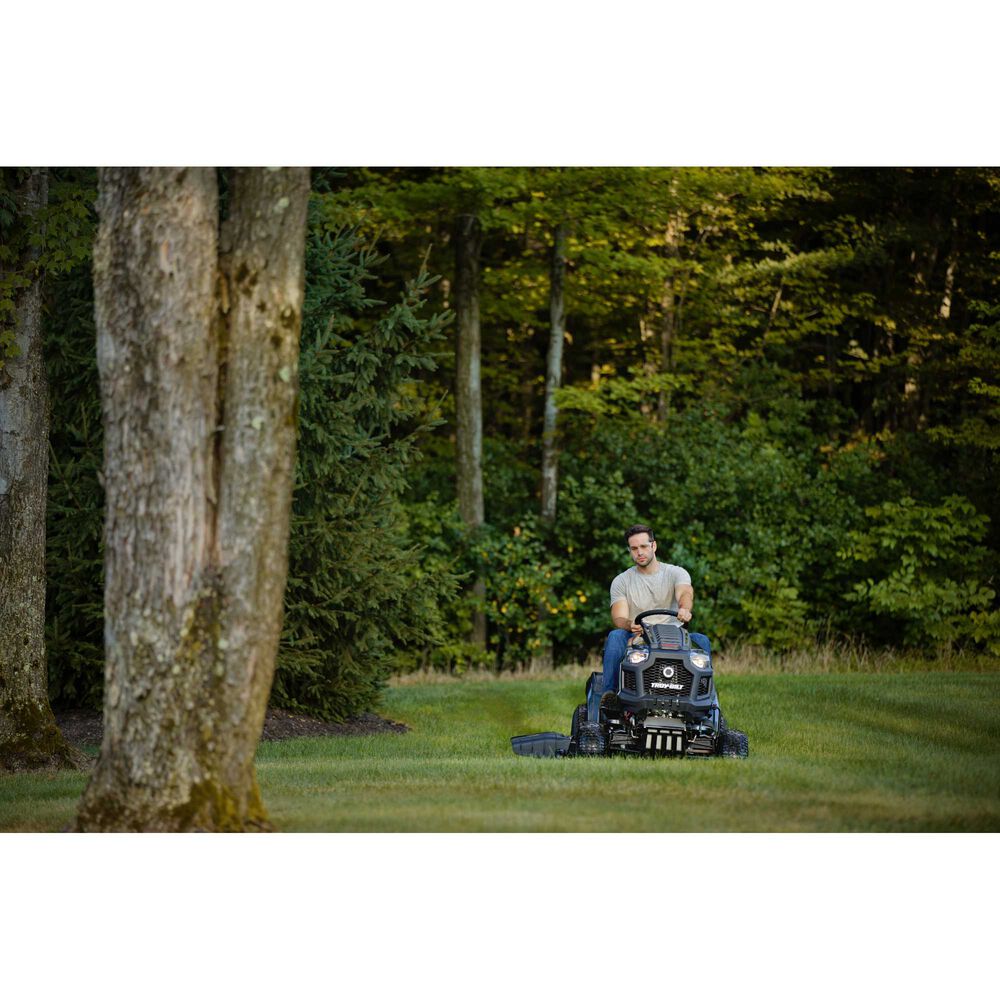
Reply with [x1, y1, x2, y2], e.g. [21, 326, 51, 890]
[453, 213, 486, 651]
[531, 223, 568, 672]
[657, 214, 681, 421]
[540, 223, 566, 524]
[0, 168, 83, 771]
[75, 167, 309, 831]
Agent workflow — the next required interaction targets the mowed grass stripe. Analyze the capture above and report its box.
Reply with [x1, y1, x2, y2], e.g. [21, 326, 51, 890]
[1, 672, 997, 831]
[255, 673, 1000, 832]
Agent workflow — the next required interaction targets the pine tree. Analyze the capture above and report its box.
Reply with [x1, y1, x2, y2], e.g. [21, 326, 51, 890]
[274, 203, 456, 718]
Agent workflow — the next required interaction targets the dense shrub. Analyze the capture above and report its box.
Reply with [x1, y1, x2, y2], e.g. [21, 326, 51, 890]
[45, 234, 104, 707]
[416, 370, 892, 664]
[840, 495, 1000, 651]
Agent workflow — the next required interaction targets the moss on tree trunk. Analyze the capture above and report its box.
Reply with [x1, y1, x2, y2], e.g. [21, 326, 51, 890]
[0, 696, 85, 771]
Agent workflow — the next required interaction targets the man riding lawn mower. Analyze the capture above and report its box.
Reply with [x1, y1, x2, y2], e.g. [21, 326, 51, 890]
[511, 524, 750, 759]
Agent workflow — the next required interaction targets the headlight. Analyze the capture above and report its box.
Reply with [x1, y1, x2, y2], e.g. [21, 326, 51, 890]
[627, 648, 648, 664]
[689, 651, 710, 669]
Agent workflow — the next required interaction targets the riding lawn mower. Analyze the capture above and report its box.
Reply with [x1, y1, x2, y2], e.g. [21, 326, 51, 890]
[511, 609, 750, 759]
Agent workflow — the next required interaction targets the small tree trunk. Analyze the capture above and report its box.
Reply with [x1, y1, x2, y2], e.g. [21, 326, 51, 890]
[540, 223, 566, 524]
[454, 213, 486, 651]
[656, 280, 677, 420]
[75, 167, 309, 831]
[531, 224, 568, 672]
[656, 214, 682, 421]
[0, 168, 83, 772]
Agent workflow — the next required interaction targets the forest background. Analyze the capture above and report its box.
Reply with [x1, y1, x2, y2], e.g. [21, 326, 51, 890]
[7, 165, 999, 722]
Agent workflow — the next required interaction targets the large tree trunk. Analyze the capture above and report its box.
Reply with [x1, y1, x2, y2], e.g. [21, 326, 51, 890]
[75, 167, 309, 831]
[0, 168, 83, 772]
[453, 213, 486, 651]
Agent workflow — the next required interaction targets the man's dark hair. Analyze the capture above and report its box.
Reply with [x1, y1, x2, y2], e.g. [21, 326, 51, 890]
[624, 524, 655, 547]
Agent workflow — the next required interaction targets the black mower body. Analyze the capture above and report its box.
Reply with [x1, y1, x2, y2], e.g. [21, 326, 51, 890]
[606, 620, 722, 756]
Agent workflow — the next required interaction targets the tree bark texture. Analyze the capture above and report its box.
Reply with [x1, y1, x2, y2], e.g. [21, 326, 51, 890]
[0, 168, 83, 772]
[540, 223, 566, 524]
[453, 214, 486, 650]
[75, 167, 310, 831]
[454, 214, 484, 528]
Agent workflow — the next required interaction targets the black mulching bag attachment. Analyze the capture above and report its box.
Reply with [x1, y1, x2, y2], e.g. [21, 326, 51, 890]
[510, 732, 571, 757]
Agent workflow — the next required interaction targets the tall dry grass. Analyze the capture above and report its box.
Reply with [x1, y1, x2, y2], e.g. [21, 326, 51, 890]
[388, 642, 999, 685]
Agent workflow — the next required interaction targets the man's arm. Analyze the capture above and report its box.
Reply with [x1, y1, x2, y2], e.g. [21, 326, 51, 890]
[611, 599, 642, 634]
[675, 584, 694, 623]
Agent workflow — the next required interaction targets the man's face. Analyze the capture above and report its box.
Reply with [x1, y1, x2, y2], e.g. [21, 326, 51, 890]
[628, 533, 656, 567]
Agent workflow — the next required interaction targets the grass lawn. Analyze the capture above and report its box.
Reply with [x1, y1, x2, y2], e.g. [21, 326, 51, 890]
[3, 670, 998, 832]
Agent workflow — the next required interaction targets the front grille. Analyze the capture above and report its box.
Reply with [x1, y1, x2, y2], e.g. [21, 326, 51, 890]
[642, 659, 693, 696]
[621, 669, 637, 693]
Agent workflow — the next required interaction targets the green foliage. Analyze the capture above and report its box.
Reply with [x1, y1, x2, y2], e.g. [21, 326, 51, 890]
[556, 367, 693, 418]
[476, 521, 558, 664]
[391, 495, 485, 671]
[0, 169, 29, 362]
[40, 171, 103, 706]
[36, 177, 96, 277]
[554, 469, 641, 635]
[475, 519, 598, 665]
[386, 167, 1000, 663]
[412, 371, 884, 662]
[1, 169, 95, 365]
[925, 299, 1000, 453]
[840, 495, 1000, 651]
[45, 253, 104, 706]
[272, 201, 458, 719]
[531, 369, 877, 653]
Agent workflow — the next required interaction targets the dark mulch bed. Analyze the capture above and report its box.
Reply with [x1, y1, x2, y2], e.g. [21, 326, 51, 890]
[54, 707, 408, 749]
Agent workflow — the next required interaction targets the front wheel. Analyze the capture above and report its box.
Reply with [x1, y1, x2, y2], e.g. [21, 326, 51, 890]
[720, 727, 749, 758]
[577, 720, 606, 757]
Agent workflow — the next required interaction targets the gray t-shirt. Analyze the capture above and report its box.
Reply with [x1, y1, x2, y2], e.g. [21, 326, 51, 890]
[609, 562, 692, 623]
